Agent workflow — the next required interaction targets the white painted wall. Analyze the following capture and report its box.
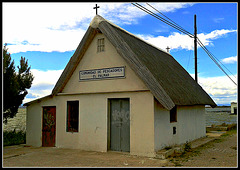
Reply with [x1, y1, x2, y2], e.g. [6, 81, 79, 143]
[177, 105, 206, 144]
[26, 105, 42, 147]
[154, 99, 206, 151]
[62, 33, 148, 94]
[130, 92, 155, 157]
[26, 91, 155, 156]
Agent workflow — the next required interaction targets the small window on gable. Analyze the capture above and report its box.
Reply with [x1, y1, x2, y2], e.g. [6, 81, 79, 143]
[67, 101, 79, 132]
[170, 106, 177, 123]
[97, 38, 105, 52]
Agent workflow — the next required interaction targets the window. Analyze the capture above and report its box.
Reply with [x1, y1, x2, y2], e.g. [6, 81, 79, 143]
[67, 101, 79, 132]
[170, 106, 177, 123]
[97, 38, 104, 52]
[173, 126, 176, 134]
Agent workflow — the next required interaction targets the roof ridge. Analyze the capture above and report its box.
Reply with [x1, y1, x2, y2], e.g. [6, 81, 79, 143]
[90, 15, 171, 56]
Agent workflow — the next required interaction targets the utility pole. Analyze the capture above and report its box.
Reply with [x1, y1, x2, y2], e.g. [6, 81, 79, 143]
[194, 14, 198, 83]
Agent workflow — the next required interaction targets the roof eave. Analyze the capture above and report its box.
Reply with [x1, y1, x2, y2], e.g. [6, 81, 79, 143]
[23, 94, 53, 106]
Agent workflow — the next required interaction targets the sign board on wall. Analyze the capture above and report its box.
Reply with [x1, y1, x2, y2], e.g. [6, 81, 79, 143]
[79, 66, 125, 81]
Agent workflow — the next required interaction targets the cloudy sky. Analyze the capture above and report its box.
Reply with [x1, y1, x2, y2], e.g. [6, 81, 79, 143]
[3, 2, 237, 105]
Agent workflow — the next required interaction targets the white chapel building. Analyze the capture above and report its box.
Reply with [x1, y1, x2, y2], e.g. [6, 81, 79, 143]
[24, 15, 216, 157]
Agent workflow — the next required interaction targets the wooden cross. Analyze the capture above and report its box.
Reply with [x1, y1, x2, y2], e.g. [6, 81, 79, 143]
[93, 4, 100, 15]
[166, 46, 170, 52]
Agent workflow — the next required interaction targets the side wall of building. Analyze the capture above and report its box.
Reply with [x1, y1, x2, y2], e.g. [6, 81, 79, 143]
[154, 99, 206, 151]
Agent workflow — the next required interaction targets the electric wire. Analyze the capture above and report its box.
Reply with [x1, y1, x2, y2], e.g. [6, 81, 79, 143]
[197, 38, 237, 85]
[197, 37, 236, 79]
[146, 3, 193, 37]
[131, 3, 194, 38]
[132, 2, 237, 85]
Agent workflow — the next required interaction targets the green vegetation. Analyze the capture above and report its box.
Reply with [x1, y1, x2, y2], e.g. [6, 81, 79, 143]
[214, 125, 237, 143]
[226, 123, 237, 131]
[183, 142, 192, 153]
[3, 44, 34, 124]
[3, 130, 26, 146]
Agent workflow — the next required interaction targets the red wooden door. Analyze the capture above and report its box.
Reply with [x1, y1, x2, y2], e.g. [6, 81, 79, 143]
[42, 106, 56, 147]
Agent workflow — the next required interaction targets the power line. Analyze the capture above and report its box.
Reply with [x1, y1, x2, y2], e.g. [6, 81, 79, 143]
[197, 38, 237, 85]
[146, 3, 193, 37]
[131, 2, 237, 86]
[131, 3, 194, 38]
[197, 37, 236, 79]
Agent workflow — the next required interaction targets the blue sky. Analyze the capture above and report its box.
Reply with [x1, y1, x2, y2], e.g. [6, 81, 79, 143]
[3, 2, 237, 105]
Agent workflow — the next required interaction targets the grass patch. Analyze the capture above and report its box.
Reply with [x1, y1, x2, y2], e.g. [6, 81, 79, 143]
[221, 126, 237, 138]
[183, 142, 192, 153]
[226, 124, 237, 132]
[3, 130, 26, 146]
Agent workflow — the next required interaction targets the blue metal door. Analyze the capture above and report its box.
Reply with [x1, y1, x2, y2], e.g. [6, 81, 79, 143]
[110, 98, 130, 152]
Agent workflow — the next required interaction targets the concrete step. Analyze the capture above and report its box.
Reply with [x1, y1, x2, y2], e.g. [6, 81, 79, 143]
[155, 146, 184, 159]
[155, 148, 175, 159]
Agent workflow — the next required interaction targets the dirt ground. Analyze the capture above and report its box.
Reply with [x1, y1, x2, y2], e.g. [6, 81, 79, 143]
[3, 132, 237, 167]
[168, 132, 238, 167]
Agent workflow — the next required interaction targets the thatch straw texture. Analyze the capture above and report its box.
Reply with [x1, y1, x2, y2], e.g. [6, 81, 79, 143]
[50, 15, 216, 109]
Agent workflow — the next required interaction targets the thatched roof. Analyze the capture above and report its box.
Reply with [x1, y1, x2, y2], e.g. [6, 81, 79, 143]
[50, 15, 216, 109]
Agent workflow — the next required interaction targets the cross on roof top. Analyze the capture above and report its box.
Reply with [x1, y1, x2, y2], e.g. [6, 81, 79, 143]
[93, 4, 100, 15]
[166, 46, 170, 52]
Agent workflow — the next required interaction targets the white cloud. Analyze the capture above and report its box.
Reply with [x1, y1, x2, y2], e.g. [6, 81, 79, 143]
[3, 2, 194, 54]
[3, 3, 93, 53]
[190, 74, 238, 105]
[30, 69, 63, 87]
[144, 3, 194, 12]
[129, 24, 237, 56]
[23, 69, 63, 104]
[221, 56, 237, 64]
[197, 29, 237, 45]
[137, 32, 193, 51]
[137, 29, 237, 52]
[4, 28, 86, 53]
[101, 3, 194, 25]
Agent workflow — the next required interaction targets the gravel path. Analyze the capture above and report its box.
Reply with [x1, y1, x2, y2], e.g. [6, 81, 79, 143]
[3, 132, 237, 167]
[167, 132, 237, 167]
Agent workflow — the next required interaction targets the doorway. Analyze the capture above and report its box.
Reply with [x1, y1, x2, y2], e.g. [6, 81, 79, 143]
[108, 98, 130, 152]
[42, 106, 56, 147]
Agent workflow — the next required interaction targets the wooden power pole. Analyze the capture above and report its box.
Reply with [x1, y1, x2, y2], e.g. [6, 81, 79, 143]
[194, 14, 198, 83]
